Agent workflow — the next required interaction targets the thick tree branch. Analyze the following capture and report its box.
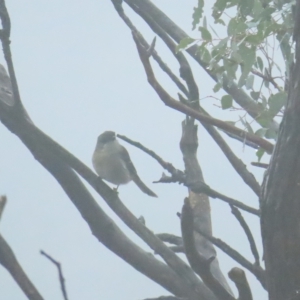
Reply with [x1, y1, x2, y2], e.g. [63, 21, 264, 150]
[180, 119, 233, 295]
[181, 199, 236, 300]
[0, 14, 214, 298]
[192, 221, 266, 289]
[228, 268, 253, 300]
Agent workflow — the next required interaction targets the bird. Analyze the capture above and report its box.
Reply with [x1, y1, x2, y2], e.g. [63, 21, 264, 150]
[92, 131, 157, 197]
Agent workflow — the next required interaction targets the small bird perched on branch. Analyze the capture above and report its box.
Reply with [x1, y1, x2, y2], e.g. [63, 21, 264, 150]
[92, 131, 157, 197]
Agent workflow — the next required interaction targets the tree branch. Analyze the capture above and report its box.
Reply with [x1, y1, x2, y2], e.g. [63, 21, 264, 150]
[113, 5, 261, 196]
[230, 206, 260, 266]
[40, 250, 69, 300]
[0, 234, 44, 300]
[181, 198, 236, 300]
[192, 220, 266, 289]
[131, 31, 274, 153]
[124, 0, 279, 132]
[228, 268, 253, 300]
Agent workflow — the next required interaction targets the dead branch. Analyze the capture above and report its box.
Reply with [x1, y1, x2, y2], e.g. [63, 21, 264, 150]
[230, 206, 260, 265]
[181, 198, 236, 300]
[40, 250, 68, 300]
[0, 234, 44, 300]
[228, 268, 253, 300]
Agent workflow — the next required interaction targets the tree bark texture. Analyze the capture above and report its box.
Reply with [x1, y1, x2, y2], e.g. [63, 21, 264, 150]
[261, 5, 300, 297]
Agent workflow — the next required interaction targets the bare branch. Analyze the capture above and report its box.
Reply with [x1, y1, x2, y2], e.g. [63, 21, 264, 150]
[0, 195, 7, 221]
[230, 206, 260, 266]
[185, 181, 259, 216]
[0, 0, 29, 116]
[0, 234, 44, 300]
[251, 68, 281, 92]
[156, 234, 183, 246]
[181, 198, 236, 300]
[144, 296, 187, 300]
[110, 0, 189, 97]
[117, 133, 185, 183]
[228, 268, 253, 300]
[40, 250, 69, 300]
[251, 162, 268, 169]
[118, 132, 258, 215]
[192, 221, 266, 289]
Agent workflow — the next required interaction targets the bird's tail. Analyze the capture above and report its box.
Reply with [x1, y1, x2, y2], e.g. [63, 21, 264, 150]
[132, 175, 157, 197]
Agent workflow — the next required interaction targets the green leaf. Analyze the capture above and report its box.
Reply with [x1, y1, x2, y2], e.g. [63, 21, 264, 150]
[256, 147, 265, 162]
[197, 44, 211, 63]
[213, 82, 223, 92]
[252, 0, 263, 18]
[192, 0, 204, 30]
[215, 18, 226, 26]
[268, 92, 287, 118]
[255, 128, 267, 137]
[224, 58, 238, 80]
[256, 110, 273, 128]
[228, 18, 247, 36]
[237, 45, 256, 87]
[221, 95, 233, 109]
[257, 56, 263, 71]
[198, 26, 212, 41]
[265, 128, 278, 140]
[238, 0, 254, 17]
[246, 74, 254, 89]
[212, 0, 227, 20]
[176, 37, 196, 52]
[250, 91, 260, 100]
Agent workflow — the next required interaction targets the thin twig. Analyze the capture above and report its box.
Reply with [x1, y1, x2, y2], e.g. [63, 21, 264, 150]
[251, 162, 269, 169]
[0, 195, 7, 221]
[230, 206, 260, 265]
[129, 5, 199, 104]
[40, 250, 69, 300]
[117, 134, 185, 182]
[117, 133, 259, 215]
[110, 0, 189, 97]
[156, 233, 183, 246]
[185, 180, 260, 216]
[251, 68, 282, 91]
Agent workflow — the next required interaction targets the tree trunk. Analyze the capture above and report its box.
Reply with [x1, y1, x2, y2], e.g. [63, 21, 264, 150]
[261, 5, 300, 298]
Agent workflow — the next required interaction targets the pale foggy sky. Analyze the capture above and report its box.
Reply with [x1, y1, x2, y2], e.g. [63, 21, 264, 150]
[0, 1, 267, 299]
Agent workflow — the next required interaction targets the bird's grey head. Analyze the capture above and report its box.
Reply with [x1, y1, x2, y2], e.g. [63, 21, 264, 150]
[97, 131, 116, 145]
